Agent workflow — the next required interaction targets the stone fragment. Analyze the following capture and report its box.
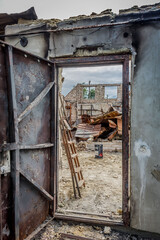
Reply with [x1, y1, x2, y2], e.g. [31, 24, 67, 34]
[104, 226, 111, 234]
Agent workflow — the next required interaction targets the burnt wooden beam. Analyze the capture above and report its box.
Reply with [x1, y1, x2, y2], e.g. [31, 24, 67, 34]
[60, 233, 94, 240]
[20, 169, 54, 201]
[18, 81, 54, 123]
[6, 45, 20, 240]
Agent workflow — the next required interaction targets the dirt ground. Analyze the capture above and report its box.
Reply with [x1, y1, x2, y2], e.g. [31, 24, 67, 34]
[33, 220, 156, 240]
[57, 142, 122, 221]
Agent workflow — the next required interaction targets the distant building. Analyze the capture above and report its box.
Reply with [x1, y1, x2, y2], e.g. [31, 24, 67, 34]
[64, 83, 122, 124]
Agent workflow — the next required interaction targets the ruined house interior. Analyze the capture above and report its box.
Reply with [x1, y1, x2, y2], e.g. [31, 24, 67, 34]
[0, 3, 160, 240]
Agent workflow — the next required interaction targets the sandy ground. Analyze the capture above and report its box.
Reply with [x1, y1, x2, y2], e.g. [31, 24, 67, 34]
[57, 143, 122, 221]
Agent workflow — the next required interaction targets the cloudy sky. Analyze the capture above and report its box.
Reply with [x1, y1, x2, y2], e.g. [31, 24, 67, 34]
[62, 65, 122, 96]
[0, 0, 159, 20]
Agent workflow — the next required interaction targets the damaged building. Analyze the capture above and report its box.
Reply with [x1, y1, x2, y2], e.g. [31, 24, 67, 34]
[0, 2, 160, 240]
[64, 83, 122, 121]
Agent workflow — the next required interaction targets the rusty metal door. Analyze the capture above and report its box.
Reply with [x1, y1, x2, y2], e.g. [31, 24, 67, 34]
[0, 41, 56, 240]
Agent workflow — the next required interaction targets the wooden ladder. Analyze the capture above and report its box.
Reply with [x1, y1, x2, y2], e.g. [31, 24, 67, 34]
[59, 93, 85, 198]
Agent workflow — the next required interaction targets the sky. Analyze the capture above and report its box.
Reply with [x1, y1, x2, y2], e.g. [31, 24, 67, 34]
[0, 0, 159, 20]
[62, 65, 122, 96]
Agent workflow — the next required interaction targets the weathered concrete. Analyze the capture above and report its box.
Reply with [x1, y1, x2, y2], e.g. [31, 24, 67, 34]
[130, 24, 160, 234]
[5, 23, 49, 58]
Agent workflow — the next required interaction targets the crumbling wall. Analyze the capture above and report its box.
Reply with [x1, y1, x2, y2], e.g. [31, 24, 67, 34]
[65, 84, 78, 102]
[65, 83, 122, 118]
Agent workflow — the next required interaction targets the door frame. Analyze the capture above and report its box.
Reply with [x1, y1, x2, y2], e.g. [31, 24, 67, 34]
[52, 54, 130, 226]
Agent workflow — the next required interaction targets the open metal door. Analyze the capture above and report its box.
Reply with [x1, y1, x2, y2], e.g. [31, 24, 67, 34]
[0, 41, 56, 240]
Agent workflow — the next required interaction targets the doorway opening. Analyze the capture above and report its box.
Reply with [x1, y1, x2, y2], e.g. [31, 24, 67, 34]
[54, 55, 130, 226]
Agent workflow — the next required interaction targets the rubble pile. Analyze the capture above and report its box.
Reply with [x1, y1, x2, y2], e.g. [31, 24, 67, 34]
[75, 107, 122, 141]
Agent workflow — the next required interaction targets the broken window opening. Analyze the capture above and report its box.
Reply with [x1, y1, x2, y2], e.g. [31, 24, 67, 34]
[83, 86, 95, 99]
[104, 86, 118, 99]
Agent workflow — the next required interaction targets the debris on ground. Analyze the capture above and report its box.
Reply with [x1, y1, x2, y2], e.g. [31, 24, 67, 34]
[75, 107, 122, 142]
[32, 220, 155, 240]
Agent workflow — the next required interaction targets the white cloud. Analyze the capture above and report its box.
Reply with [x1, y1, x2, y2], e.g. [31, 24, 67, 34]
[62, 65, 122, 96]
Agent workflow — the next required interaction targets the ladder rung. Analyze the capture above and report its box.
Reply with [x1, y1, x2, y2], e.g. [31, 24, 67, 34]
[78, 180, 85, 188]
[63, 119, 71, 130]
[75, 167, 81, 173]
[71, 153, 77, 158]
[68, 141, 74, 145]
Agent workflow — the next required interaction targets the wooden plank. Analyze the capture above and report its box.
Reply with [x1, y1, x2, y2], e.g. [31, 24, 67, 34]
[63, 119, 71, 130]
[108, 129, 118, 141]
[18, 82, 54, 123]
[60, 233, 95, 240]
[108, 120, 117, 129]
[6, 45, 20, 240]
[117, 118, 122, 135]
[20, 169, 54, 201]
[68, 141, 74, 144]
[75, 167, 81, 173]
[78, 180, 85, 188]
[71, 153, 77, 159]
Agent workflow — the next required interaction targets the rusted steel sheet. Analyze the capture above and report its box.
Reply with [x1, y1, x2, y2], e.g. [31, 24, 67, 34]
[12, 49, 53, 239]
[0, 41, 55, 240]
